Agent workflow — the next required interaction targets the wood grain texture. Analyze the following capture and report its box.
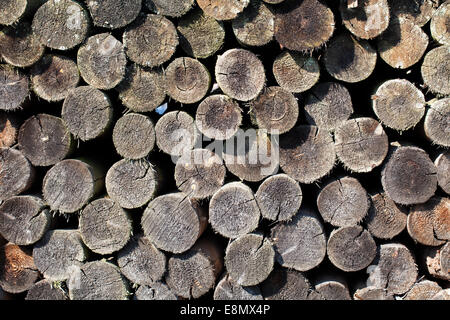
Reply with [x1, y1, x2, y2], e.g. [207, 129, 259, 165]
[403, 280, 442, 300]
[435, 152, 450, 195]
[424, 98, 450, 147]
[25, 279, 68, 300]
[134, 282, 178, 300]
[86, 0, 142, 29]
[214, 274, 263, 300]
[197, 0, 250, 20]
[260, 268, 310, 300]
[425, 242, 450, 281]
[431, 1, 450, 45]
[389, 0, 439, 27]
[353, 286, 394, 300]
[421, 45, 450, 95]
[309, 277, 351, 300]
[146, 0, 194, 17]
[0, 64, 29, 111]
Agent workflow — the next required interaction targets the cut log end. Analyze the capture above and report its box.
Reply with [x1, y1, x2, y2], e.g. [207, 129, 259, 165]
[403, 280, 442, 300]
[425, 242, 450, 281]
[435, 152, 450, 195]
[353, 286, 394, 300]
[0, 0, 28, 25]
[0, 113, 20, 148]
[431, 1, 450, 45]
[421, 45, 450, 96]
[0, 65, 29, 111]
[260, 268, 310, 300]
[86, 0, 142, 29]
[25, 279, 68, 300]
[146, 0, 194, 18]
[134, 282, 178, 300]
[389, 0, 440, 27]
[424, 98, 450, 147]
[214, 274, 263, 300]
[197, 0, 250, 20]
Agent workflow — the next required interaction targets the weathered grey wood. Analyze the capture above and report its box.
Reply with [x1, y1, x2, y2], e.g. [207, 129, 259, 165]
[134, 282, 178, 300]
[155, 111, 200, 157]
[249, 86, 298, 134]
[166, 238, 223, 299]
[407, 196, 450, 246]
[324, 32, 377, 83]
[67, 260, 129, 300]
[381, 145, 437, 205]
[0, 113, 19, 148]
[112, 113, 155, 160]
[225, 233, 274, 286]
[432, 289, 450, 300]
[309, 277, 351, 300]
[279, 125, 335, 184]
[79, 198, 132, 255]
[31, 54, 80, 102]
[424, 98, 450, 147]
[304, 82, 353, 132]
[274, 0, 335, 51]
[334, 118, 389, 173]
[62, 86, 113, 141]
[0, 64, 29, 111]
[86, 0, 142, 29]
[403, 280, 442, 300]
[197, 0, 250, 20]
[142, 193, 207, 253]
[209, 182, 261, 239]
[215, 49, 265, 102]
[389, 0, 439, 27]
[0, 195, 50, 246]
[25, 279, 68, 300]
[435, 152, 450, 195]
[255, 174, 302, 222]
[42, 159, 104, 213]
[123, 14, 178, 67]
[32, 0, 89, 50]
[260, 268, 310, 300]
[366, 243, 418, 295]
[353, 286, 394, 300]
[165, 57, 211, 104]
[0, 243, 39, 294]
[366, 192, 408, 240]
[214, 274, 263, 300]
[195, 94, 242, 141]
[431, 1, 450, 45]
[327, 226, 377, 272]
[177, 8, 225, 59]
[317, 176, 369, 227]
[0, 21, 45, 68]
[0, 148, 35, 201]
[18, 114, 73, 167]
[272, 51, 320, 94]
[146, 0, 194, 17]
[339, 0, 390, 39]
[33, 229, 87, 281]
[421, 45, 450, 96]
[106, 159, 159, 210]
[271, 208, 326, 271]
[0, 0, 42, 25]
[117, 234, 166, 286]
[425, 242, 450, 281]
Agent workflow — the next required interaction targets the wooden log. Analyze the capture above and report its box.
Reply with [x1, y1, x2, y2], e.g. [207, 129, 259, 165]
[366, 243, 418, 295]
[407, 196, 450, 246]
[42, 159, 104, 213]
[117, 234, 166, 286]
[18, 114, 73, 167]
[141, 193, 207, 253]
[166, 238, 223, 299]
[0, 195, 51, 246]
[33, 229, 87, 281]
[339, 0, 390, 39]
[324, 32, 377, 83]
[86, 0, 142, 29]
[197, 0, 250, 20]
[264, 0, 284, 3]
[32, 0, 90, 50]
[353, 287, 394, 300]
[175, 148, 226, 199]
[224, 233, 274, 286]
[377, 17, 429, 69]
[255, 173, 302, 222]
[260, 268, 310, 300]
[0, 112, 20, 148]
[366, 192, 408, 240]
[0, 64, 29, 111]
[232, 0, 275, 47]
[165, 57, 211, 104]
[304, 82, 353, 132]
[432, 289, 450, 300]
[424, 242, 450, 281]
[403, 280, 442, 300]
[0, 0, 42, 25]
[209, 182, 261, 239]
[146, 0, 194, 17]
[177, 8, 226, 59]
[195, 94, 243, 141]
[327, 226, 377, 272]
[249, 86, 299, 134]
[0, 148, 35, 201]
[123, 14, 178, 67]
[347, 0, 358, 8]
[334, 117, 389, 173]
[215, 49, 265, 102]
[279, 125, 335, 184]
[117, 65, 166, 113]
[424, 98, 450, 147]
[372, 79, 426, 131]
[67, 260, 129, 300]
[272, 51, 320, 94]
[389, 0, 439, 27]
[317, 176, 369, 227]
[134, 282, 178, 300]
[270, 208, 326, 272]
[381, 145, 437, 205]
[213, 274, 263, 300]
[421, 45, 450, 96]
[112, 113, 155, 160]
[155, 111, 200, 157]
[25, 279, 68, 300]
[274, 0, 335, 51]
[0, 21, 45, 68]
[61, 86, 113, 142]
[309, 277, 351, 300]
[0, 243, 39, 294]
[30, 54, 80, 102]
[435, 152, 450, 195]
[79, 198, 132, 255]
[431, 1, 450, 45]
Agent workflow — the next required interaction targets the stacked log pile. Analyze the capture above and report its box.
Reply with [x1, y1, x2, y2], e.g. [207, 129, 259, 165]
[0, 0, 449, 301]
